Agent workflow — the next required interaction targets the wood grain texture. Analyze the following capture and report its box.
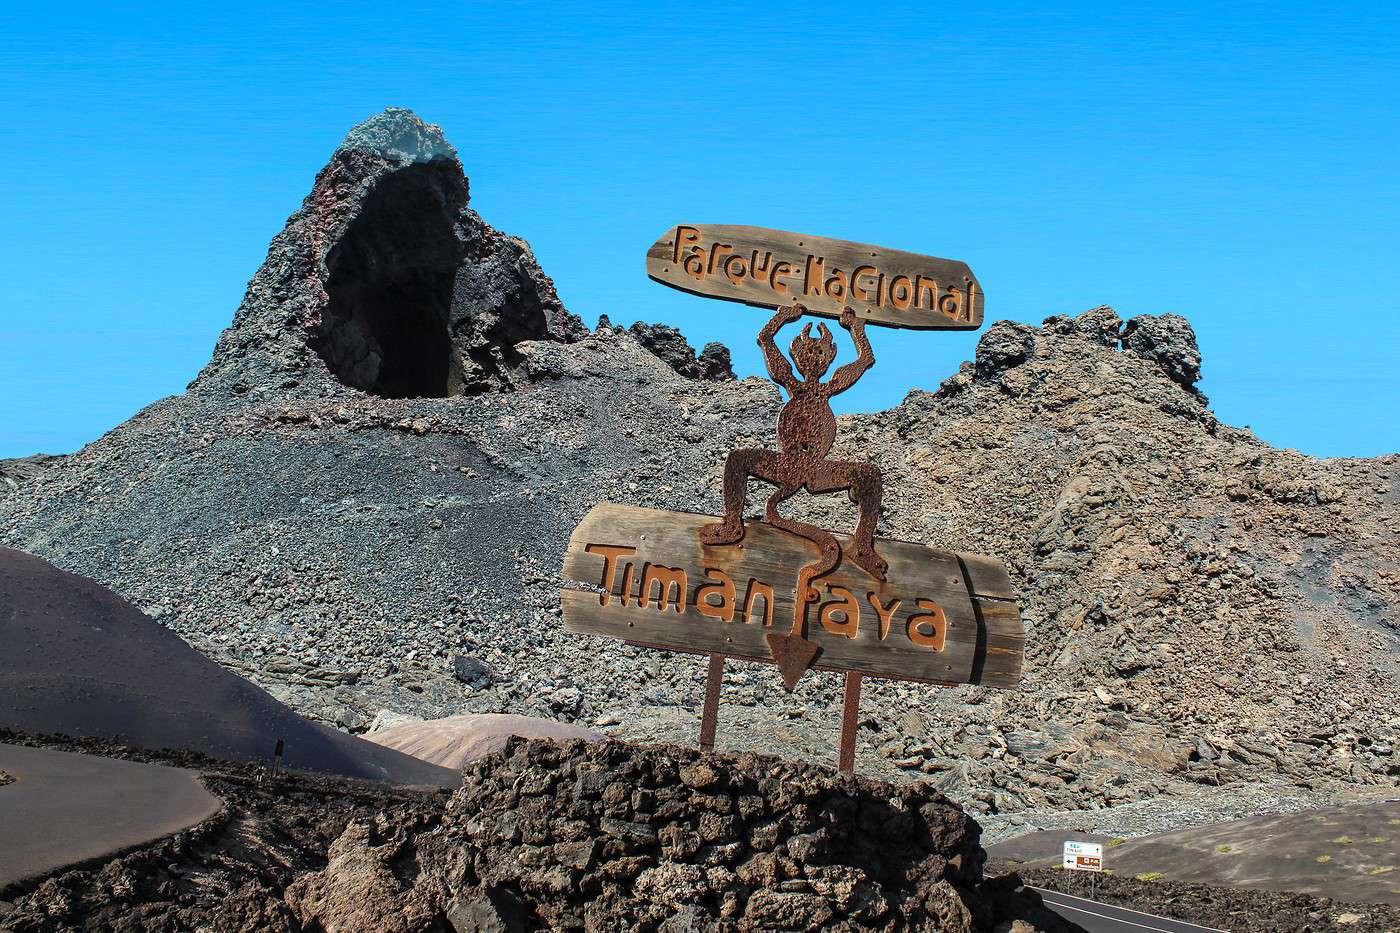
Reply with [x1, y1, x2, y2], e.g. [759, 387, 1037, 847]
[646, 224, 983, 330]
[561, 503, 1022, 688]
[957, 551, 1017, 600]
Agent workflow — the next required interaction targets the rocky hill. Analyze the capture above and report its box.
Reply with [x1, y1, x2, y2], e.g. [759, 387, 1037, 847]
[2, 108, 1395, 841]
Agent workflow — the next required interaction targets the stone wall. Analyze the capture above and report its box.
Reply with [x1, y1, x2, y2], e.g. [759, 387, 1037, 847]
[287, 738, 1072, 932]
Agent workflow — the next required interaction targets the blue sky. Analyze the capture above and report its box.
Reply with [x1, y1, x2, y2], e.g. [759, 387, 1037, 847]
[1, 1, 1396, 458]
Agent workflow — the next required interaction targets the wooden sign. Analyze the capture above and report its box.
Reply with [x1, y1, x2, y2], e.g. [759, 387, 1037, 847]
[645, 224, 983, 330]
[561, 503, 1023, 689]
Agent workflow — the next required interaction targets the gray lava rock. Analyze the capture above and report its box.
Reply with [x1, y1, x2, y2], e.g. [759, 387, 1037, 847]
[697, 341, 736, 381]
[629, 322, 700, 378]
[974, 321, 1037, 380]
[445, 887, 526, 933]
[417, 738, 1075, 931]
[0, 454, 59, 493]
[1073, 305, 1124, 346]
[1121, 312, 1203, 395]
[451, 654, 496, 686]
[196, 107, 585, 399]
[628, 323, 734, 381]
[340, 107, 459, 163]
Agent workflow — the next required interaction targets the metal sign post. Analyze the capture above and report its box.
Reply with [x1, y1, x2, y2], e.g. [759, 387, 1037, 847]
[1062, 840, 1104, 899]
[698, 653, 724, 752]
[837, 672, 863, 773]
[562, 225, 1026, 775]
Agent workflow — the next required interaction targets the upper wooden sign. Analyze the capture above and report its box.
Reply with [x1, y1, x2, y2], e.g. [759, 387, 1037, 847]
[561, 503, 1023, 689]
[646, 224, 983, 329]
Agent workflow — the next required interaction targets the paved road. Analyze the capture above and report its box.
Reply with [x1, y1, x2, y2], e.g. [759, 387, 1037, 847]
[0, 743, 221, 888]
[1030, 885, 1228, 933]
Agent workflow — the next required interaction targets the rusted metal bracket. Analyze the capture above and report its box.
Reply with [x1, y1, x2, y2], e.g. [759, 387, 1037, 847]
[699, 302, 887, 691]
[698, 653, 724, 751]
[838, 672, 863, 774]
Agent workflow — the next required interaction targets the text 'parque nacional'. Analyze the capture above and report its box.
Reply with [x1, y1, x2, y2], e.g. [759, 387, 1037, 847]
[645, 224, 984, 330]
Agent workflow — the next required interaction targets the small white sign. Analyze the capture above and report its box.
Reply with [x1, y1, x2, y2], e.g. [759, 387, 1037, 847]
[1062, 840, 1104, 872]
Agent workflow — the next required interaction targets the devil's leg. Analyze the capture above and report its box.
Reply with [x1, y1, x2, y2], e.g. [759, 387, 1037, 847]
[699, 449, 780, 545]
[846, 463, 887, 579]
[764, 478, 802, 523]
[809, 461, 887, 580]
[767, 514, 841, 603]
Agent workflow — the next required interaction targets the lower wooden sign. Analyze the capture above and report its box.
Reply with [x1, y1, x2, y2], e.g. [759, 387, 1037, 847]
[561, 503, 1023, 689]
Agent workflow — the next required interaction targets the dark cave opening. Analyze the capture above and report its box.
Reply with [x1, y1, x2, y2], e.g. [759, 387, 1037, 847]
[314, 161, 467, 398]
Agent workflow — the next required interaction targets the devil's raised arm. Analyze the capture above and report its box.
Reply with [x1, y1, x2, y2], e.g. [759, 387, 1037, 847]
[827, 311, 874, 396]
[759, 306, 801, 391]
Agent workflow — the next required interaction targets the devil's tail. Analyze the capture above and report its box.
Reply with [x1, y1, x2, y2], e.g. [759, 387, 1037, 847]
[764, 516, 840, 690]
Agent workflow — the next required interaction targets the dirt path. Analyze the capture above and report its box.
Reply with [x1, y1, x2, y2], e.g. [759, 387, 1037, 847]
[0, 743, 221, 888]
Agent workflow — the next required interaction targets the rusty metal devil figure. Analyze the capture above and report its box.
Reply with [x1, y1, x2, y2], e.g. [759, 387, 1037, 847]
[699, 302, 887, 688]
[560, 224, 1010, 773]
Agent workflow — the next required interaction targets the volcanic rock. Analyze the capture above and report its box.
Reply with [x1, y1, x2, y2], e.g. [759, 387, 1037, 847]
[699, 341, 737, 382]
[973, 320, 1037, 380]
[196, 107, 585, 400]
[628, 322, 736, 381]
[0, 108, 1395, 842]
[452, 654, 497, 686]
[284, 738, 1074, 932]
[284, 820, 445, 933]
[0, 455, 59, 492]
[1064, 305, 1122, 347]
[1120, 312, 1203, 395]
